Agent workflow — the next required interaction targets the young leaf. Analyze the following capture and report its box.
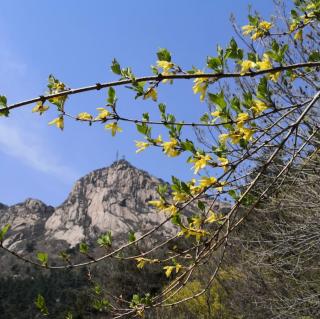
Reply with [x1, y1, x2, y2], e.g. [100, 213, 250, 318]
[37, 252, 48, 266]
[0, 95, 9, 117]
[0, 224, 11, 242]
[97, 231, 112, 247]
[35, 294, 49, 316]
[111, 58, 121, 75]
[107, 87, 116, 105]
[0, 95, 7, 108]
[128, 231, 136, 243]
[208, 91, 227, 110]
[157, 48, 171, 62]
[79, 242, 89, 254]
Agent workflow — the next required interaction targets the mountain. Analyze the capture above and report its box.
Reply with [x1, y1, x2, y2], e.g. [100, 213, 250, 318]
[0, 160, 170, 257]
[0, 160, 229, 277]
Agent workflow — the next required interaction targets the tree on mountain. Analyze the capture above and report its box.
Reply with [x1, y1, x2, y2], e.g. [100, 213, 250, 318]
[0, 0, 320, 317]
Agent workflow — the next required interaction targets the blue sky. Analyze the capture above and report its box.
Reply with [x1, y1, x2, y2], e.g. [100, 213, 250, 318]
[0, 1, 274, 206]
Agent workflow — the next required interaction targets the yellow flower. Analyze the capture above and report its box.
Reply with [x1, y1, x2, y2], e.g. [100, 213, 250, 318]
[190, 184, 202, 195]
[258, 21, 272, 31]
[172, 191, 189, 202]
[256, 54, 272, 70]
[251, 31, 265, 40]
[32, 102, 49, 115]
[136, 258, 159, 269]
[251, 100, 269, 115]
[144, 87, 157, 101]
[205, 211, 218, 223]
[149, 199, 166, 210]
[136, 257, 147, 269]
[163, 266, 175, 278]
[154, 135, 163, 144]
[156, 60, 174, 72]
[239, 127, 254, 141]
[218, 157, 229, 171]
[77, 112, 93, 121]
[269, 71, 280, 82]
[188, 179, 202, 195]
[289, 22, 299, 33]
[240, 60, 256, 75]
[48, 116, 64, 130]
[219, 133, 229, 144]
[192, 153, 212, 174]
[190, 215, 202, 229]
[105, 122, 122, 136]
[96, 107, 110, 121]
[162, 138, 180, 157]
[294, 29, 303, 41]
[163, 204, 179, 215]
[229, 133, 242, 144]
[242, 24, 255, 35]
[211, 110, 221, 117]
[236, 112, 250, 125]
[199, 176, 217, 188]
[216, 181, 227, 192]
[192, 71, 208, 101]
[135, 141, 149, 153]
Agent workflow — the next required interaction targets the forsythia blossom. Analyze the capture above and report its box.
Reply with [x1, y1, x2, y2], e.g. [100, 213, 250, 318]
[162, 138, 180, 157]
[191, 153, 212, 174]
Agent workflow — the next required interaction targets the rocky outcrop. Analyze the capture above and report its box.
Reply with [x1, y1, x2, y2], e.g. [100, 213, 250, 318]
[45, 160, 175, 246]
[0, 160, 179, 253]
[0, 160, 230, 254]
[0, 199, 54, 252]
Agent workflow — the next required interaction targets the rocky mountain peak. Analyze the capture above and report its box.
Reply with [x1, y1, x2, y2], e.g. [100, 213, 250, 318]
[44, 161, 171, 247]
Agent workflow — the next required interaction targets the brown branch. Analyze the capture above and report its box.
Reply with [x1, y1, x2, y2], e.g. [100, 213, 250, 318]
[5, 62, 320, 112]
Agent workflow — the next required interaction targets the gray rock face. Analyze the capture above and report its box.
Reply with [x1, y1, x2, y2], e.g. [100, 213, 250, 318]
[45, 160, 175, 246]
[0, 160, 177, 252]
[1, 160, 231, 254]
[0, 198, 54, 253]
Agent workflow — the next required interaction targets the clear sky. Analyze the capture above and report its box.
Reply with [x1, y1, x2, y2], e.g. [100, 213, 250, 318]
[0, 1, 274, 206]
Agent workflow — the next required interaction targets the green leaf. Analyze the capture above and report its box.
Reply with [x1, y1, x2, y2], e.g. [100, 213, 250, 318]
[228, 190, 238, 200]
[257, 77, 269, 100]
[65, 312, 73, 319]
[142, 112, 149, 121]
[97, 231, 112, 247]
[225, 38, 243, 60]
[0, 224, 11, 242]
[157, 48, 171, 62]
[171, 213, 182, 226]
[158, 103, 166, 114]
[198, 201, 206, 211]
[207, 56, 222, 71]
[157, 184, 168, 197]
[37, 252, 48, 266]
[79, 242, 89, 254]
[247, 52, 257, 62]
[309, 51, 320, 62]
[35, 294, 49, 316]
[200, 113, 209, 123]
[208, 91, 227, 110]
[230, 97, 241, 113]
[92, 299, 110, 311]
[107, 87, 116, 105]
[136, 121, 151, 137]
[128, 231, 136, 243]
[180, 139, 196, 152]
[111, 58, 121, 75]
[242, 193, 256, 206]
[0, 108, 9, 117]
[0, 95, 7, 107]
[0, 96, 9, 117]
